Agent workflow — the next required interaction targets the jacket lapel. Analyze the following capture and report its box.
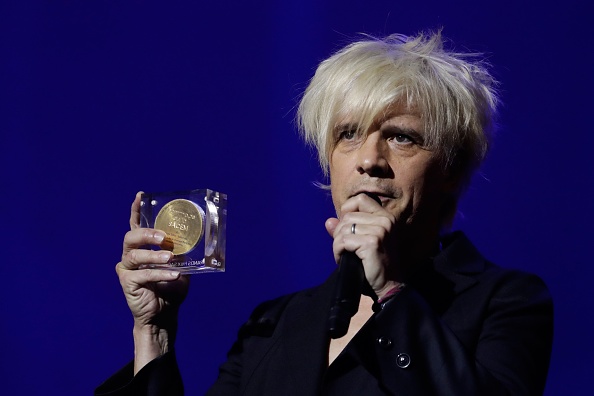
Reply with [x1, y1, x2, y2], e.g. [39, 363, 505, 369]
[434, 231, 485, 294]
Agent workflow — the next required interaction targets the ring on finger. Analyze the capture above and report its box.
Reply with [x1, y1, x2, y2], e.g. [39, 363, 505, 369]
[351, 223, 356, 234]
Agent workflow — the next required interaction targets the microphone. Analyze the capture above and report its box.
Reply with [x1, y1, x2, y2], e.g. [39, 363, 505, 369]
[328, 193, 380, 339]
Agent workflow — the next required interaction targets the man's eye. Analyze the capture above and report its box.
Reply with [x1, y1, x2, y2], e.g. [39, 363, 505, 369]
[339, 130, 357, 140]
[393, 134, 413, 144]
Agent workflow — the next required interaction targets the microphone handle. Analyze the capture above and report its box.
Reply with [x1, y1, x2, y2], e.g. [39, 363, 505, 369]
[328, 251, 365, 339]
[328, 192, 381, 339]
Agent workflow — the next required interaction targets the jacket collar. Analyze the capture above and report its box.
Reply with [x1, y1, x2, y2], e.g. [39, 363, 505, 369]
[430, 231, 486, 295]
[435, 231, 487, 274]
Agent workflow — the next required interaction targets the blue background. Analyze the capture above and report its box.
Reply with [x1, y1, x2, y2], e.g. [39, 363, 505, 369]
[1, 1, 592, 394]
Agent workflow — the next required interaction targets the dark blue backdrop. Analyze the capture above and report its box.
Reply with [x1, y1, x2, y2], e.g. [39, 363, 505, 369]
[1, 1, 592, 394]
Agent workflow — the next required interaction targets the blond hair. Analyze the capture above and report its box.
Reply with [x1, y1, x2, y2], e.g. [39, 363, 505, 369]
[297, 31, 499, 188]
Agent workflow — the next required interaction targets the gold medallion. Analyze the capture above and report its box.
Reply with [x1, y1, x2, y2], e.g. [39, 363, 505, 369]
[154, 199, 204, 255]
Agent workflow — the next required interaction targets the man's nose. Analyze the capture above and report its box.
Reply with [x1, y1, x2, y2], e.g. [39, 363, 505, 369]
[356, 132, 389, 176]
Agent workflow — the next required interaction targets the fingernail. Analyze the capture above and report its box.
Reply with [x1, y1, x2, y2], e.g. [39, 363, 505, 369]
[169, 271, 180, 278]
[159, 252, 171, 262]
[154, 232, 165, 243]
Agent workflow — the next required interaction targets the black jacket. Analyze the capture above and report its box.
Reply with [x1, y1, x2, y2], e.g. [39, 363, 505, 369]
[96, 232, 553, 395]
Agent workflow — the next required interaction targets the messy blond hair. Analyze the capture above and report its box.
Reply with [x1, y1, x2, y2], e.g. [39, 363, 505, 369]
[297, 31, 499, 188]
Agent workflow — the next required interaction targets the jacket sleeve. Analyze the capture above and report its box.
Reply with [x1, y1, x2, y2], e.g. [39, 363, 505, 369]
[370, 272, 553, 396]
[94, 350, 184, 396]
[95, 293, 296, 396]
[205, 293, 297, 395]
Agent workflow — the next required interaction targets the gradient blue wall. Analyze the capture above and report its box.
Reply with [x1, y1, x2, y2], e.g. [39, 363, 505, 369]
[1, 1, 592, 394]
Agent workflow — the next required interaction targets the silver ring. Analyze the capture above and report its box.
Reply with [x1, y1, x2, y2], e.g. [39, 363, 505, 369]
[351, 223, 356, 234]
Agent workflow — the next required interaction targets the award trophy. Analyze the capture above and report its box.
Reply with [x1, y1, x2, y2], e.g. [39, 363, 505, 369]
[139, 189, 227, 274]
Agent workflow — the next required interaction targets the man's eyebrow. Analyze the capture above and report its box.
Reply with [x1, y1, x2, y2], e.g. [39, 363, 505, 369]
[334, 122, 359, 131]
[388, 126, 418, 133]
[384, 125, 421, 135]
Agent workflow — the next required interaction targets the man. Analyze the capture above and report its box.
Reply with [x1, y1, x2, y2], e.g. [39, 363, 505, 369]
[97, 32, 553, 395]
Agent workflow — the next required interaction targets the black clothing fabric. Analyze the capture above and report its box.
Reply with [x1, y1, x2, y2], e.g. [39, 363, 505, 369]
[96, 232, 553, 395]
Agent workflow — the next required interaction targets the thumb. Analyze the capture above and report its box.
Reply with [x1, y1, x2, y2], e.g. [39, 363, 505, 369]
[325, 218, 339, 238]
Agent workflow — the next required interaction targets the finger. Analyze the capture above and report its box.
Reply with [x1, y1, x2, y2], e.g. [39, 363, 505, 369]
[331, 222, 386, 261]
[338, 212, 392, 233]
[123, 228, 167, 253]
[118, 267, 181, 287]
[130, 191, 144, 230]
[330, 231, 373, 263]
[340, 193, 384, 216]
[341, 233, 381, 254]
[119, 249, 173, 271]
[325, 218, 339, 237]
[340, 223, 386, 240]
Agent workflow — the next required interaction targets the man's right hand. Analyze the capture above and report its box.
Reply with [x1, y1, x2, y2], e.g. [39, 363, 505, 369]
[115, 192, 190, 374]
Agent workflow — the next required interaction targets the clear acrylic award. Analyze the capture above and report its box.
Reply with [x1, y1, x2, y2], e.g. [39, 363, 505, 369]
[139, 189, 227, 274]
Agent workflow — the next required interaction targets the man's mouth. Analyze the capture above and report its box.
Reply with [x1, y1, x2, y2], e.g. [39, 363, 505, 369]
[352, 191, 393, 205]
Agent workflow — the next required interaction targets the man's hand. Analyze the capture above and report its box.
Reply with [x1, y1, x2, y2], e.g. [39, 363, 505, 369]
[115, 192, 190, 374]
[325, 193, 402, 300]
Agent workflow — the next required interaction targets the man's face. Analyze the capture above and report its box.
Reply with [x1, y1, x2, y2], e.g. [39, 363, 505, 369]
[329, 104, 453, 231]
